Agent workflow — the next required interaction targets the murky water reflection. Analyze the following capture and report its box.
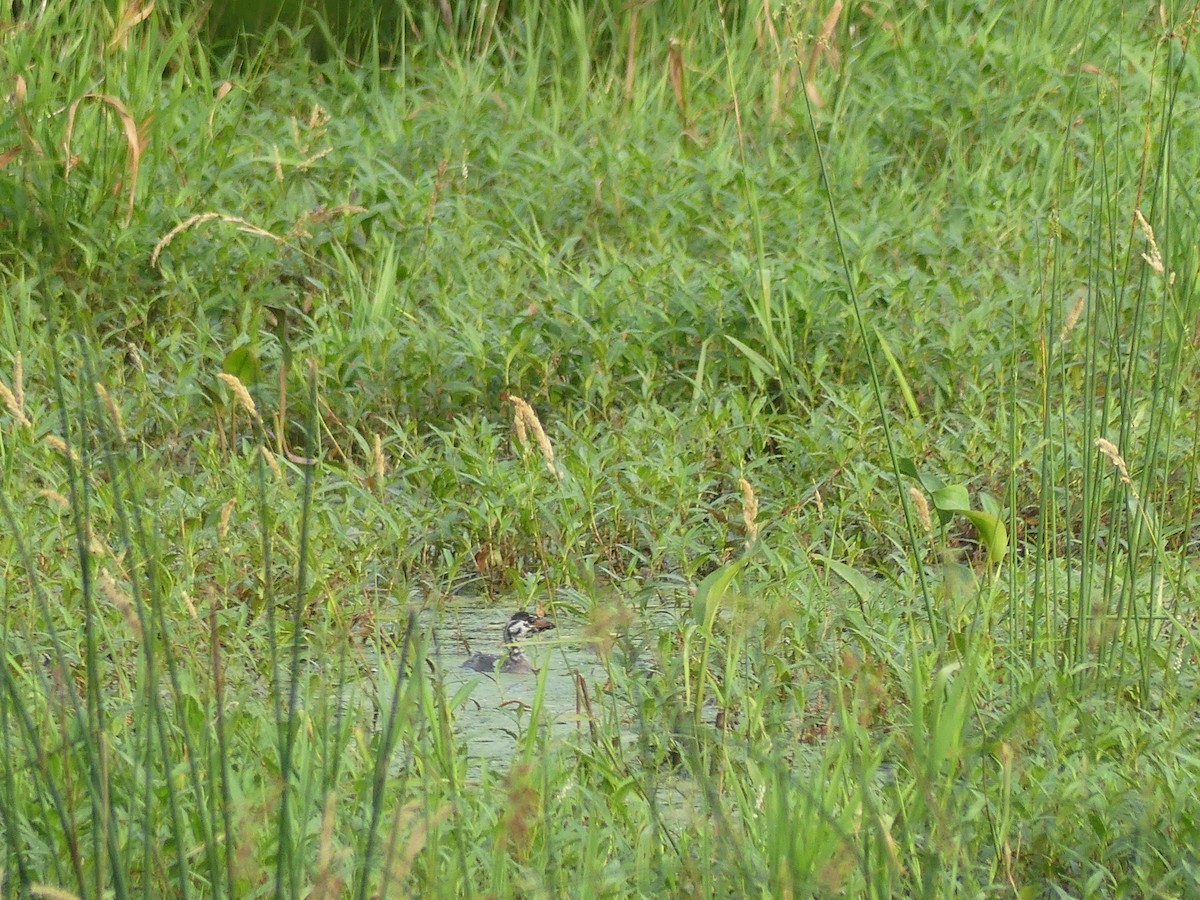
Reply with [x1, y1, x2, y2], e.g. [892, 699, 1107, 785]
[434, 601, 612, 765]
[325, 599, 639, 770]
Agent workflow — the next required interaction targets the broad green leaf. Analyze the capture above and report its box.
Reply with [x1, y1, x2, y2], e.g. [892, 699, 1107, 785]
[931, 483, 970, 525]
[961, 509, 1009, 566]
[978, 492, 1002, 518]
[900, 457, 947, 494]
[931, 484, 970, 512]
[222, 346, 260, 385]
[822, 557, 872, 607]
[693, 559, 744, 632]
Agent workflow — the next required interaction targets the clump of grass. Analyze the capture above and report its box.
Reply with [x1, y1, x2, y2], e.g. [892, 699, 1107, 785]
[2, 0, 1200, 897]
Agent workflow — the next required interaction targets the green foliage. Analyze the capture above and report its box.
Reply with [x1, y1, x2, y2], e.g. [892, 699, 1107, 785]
[2, 0, 1200, 896]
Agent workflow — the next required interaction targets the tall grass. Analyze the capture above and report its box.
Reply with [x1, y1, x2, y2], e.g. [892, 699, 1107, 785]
[3, 0, 1200, 895]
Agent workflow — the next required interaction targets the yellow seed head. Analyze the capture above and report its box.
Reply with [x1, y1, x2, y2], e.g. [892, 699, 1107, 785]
[44, 434, 81, 462]
[1059, 291, 1087, 342]
[88, 529, 112, 558]
[260, 445, 283, 479]
[739, 477, 760, 543]
[1095, 437, 1132, 486]
[152, 212, 283, 268]
[510, 396, 530, 448]
[218, 497, 236, 541]
[908, 485, 932, 533]
[99, 569, 142, 639]
[1, 365, 31, 427]
[14, 352, 24, 411]
[39, 489, 70, 510]
[94, 382, 126, 441]
[1134, 209, 1164, 275]
[372, 433, 386, 484]
[509, 396, 560, 479]
[217, 373, 260, 422]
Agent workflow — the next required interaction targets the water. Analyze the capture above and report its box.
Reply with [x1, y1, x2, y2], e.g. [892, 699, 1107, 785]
[323, 600, 623, 769]
[435, 601, 610, 764]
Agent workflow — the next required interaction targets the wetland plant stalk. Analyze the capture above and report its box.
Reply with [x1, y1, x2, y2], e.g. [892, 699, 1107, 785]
[355, 611, 417, 900]
[51, 339, 144, 898]
[790, 16, 938, 640]
[210, 595, 236, 898]
[257, 386, 283, 756]
[0, 683, 34, 894]
[276, 362, 321, 898]
[75, 338, 215, 899]
[70, 361, 107, 899]
[0, 493, 88, 894]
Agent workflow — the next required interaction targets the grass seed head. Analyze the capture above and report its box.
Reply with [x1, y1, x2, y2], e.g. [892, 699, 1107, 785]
[1, 355, 31, 427]
[94, 382, 125, 441]
[218, 497, 236, 541]
[668, 37, 687, 125]
[372, 433, 386, 484]
[309, 793, 344, 899]
[908, 485, 932, 534]
[217, 373, 260, 422]
[512, 400, 529, 448]
[1134, 209, 1164, 275]
[509, 396, 560, 479]
[13, 351, 23, 410]
[1059, 291, 1087, 342]
[584, 599, 634, 656]
[87, 528, 115, 559]
[500, 762, 539, 857]
[1095, 437, 1132, 487]
[99, 569, 142, 639]
[739, 477, 760, 543]
[260, 445, 283, 479]
[39, 489, 69, 510]
[0, 381, 31, 427]
[44, 434, 81, 463]
[27, 885, 84, 900]
[152, 212, 282, 268]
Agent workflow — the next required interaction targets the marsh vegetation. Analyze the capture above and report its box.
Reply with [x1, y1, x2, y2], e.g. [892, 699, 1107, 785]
[2, 1, 1200, 895]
